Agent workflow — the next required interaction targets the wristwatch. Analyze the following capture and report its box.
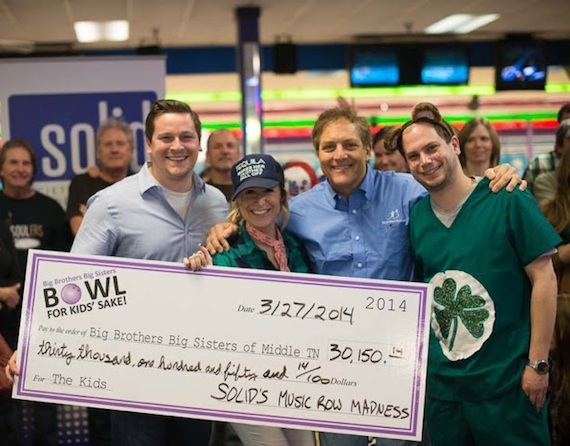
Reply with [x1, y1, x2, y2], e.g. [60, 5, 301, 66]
[526, 359, 551, 374]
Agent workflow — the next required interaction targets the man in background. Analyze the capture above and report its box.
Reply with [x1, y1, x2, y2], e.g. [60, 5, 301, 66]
[66, 118, 134, 236]
[201, 128, 241, 201]
[524, 102, 570, 193]
[533, 119, 570, 205]
[202, 129, 242, 446]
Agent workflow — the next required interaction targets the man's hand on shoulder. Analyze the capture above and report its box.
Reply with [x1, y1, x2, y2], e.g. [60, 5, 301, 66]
[485, 164, 527, 193]
[205, 222, 238, 254]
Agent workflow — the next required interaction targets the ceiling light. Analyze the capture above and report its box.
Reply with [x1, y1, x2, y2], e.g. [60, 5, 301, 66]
[456, 14, 500, 33]
[74, 20, 129, 43]
[425, 14, 499, 34]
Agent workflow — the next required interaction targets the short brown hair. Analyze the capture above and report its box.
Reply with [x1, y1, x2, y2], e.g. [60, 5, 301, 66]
[312, 108, 371, 152]
[144, 99, 202, 142]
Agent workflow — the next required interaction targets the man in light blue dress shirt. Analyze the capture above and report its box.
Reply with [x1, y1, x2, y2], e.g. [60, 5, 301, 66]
[287, 108, 426, 446]
[73, 99, 228, 446]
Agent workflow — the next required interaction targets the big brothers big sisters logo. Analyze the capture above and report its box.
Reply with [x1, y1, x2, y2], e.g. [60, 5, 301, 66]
[8, 92, 157, 182]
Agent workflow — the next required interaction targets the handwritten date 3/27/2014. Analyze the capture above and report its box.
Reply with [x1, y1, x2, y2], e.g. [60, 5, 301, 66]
[254, 296, 409, 325]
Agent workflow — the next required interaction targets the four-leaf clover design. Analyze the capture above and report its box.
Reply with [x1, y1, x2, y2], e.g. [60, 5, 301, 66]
[433, 277, 490, 352]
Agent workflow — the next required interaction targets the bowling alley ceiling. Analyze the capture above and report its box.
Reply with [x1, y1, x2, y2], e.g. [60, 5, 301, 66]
[0, 0, 568, 52]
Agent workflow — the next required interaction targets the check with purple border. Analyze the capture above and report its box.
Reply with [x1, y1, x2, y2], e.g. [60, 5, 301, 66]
[14, 250, 431, 441]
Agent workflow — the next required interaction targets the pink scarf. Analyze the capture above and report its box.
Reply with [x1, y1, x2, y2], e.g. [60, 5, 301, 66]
[245, 223, 290, 272]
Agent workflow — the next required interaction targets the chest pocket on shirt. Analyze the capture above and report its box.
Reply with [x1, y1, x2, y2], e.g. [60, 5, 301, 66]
[309, 226, 353, 275]
[378, 220, 412, 277]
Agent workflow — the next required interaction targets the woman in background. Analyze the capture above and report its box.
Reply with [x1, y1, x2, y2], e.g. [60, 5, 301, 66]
[458, 118, 501, 177]
[372, 126, 408, 172]
[185, 153, 314, 446]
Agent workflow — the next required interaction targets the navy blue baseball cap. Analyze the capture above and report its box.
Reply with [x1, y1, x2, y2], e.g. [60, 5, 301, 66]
[231, 154, 285, 201]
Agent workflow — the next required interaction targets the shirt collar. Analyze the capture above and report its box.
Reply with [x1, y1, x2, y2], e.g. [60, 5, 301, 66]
[138, 162, 206, 195]
[359, 167, 375, 200]
[324, 167, 373, 205]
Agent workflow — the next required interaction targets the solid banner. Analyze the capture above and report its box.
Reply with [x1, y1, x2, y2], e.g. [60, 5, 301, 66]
[8, 91, 156, 182]
[0, 56, 165, 207]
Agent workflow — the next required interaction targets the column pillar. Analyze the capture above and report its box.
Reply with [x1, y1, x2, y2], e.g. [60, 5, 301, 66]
[235, 6, 263, 155]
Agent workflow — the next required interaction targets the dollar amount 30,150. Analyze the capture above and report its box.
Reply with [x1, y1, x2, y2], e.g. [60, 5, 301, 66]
[329, 343, 384, 365]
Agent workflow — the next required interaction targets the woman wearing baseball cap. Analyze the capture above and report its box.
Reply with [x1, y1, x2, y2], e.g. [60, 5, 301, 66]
[184, 153, 315, 446]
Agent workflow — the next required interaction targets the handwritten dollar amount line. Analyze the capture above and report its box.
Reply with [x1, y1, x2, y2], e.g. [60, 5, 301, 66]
[259, 299, 354, 325]
[35, 340, 352, 388]
[35, 341, 291, 382]
[329, 343, 405, 365]
[35, 340, 319, 385]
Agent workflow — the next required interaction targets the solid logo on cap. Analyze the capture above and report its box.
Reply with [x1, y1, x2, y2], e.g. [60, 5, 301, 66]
[235, 157, 266, 182]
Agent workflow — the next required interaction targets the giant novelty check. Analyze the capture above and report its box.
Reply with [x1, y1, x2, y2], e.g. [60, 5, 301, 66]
[15, 250, 432, 441]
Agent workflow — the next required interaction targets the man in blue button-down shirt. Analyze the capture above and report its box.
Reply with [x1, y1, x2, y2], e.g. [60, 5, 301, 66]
[287, 107, 427, 446]
[73, 99, 228, 446]
[287, 108, 425, 284]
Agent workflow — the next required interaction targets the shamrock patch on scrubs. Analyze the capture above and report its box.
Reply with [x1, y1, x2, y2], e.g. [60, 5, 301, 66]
[429, 270, 495, 361]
